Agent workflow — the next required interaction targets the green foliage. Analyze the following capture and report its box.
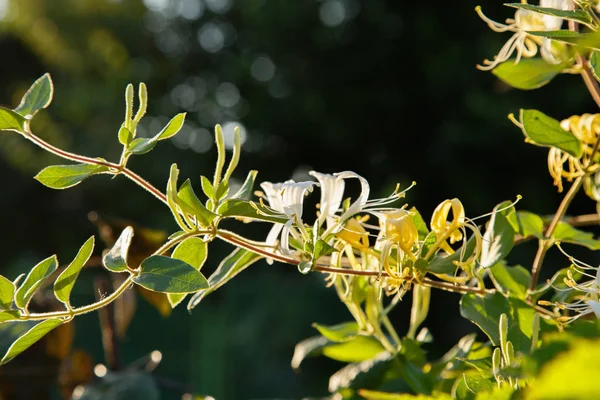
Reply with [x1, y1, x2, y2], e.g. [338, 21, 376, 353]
[489, 263, 530, 298]
[53, 236, 95, 307]
[176, 179, 218, 228]
[504, 3, 593, 26]
[167, 237, 208, 307]
[0, 275, 15, 310]
[103, 226, 134, 272]
[13, 73, 54, 119]
[35, 164, 109, 189]
[0, 319, 63, 365]
[0, 107, 27, 133]
[312, 321, 359, 342]
[14, 255, 58, 310]
[132, 255, 209, 294]
[480, 201, 515, 268]
[517, 109, 582, 158]
[321, 335, 385, 363]
[492, 59, 565, 90]
[127, 113, 186, 155]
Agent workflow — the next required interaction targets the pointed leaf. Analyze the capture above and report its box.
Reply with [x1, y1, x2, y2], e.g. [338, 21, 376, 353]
[200, 176, 215, 199]
[231, 170, 258, 200]
[214, 181, 229, 202]
[103, 227, 134, 273]
[0, 311, 20, 323]
[155, 113, 186, 140]
[217, 199, 289, 224]
[321, 335, 385, 363]
[14, 256, 58, 310]
[313, 321, 359, 343]
[489, 263, 531, 298]
[591, 51, 600, 83]
[133, 255, 208, 294]
[480, 201, 515, 268]
[187, 248, 262, 309]
[504, 4, 592, 26]
[552, 221, 600, 250]
[168, 237, 208, 308]
[291, 335, 331, 370]
[127, 137, 157, 155]
[507, 210, 544, 239]
[0, 107, 26, 133]
[177, 179, 217, 227]
[54, 236, 95, 306]
[14, 73, 54, 119]
[0, 276, 15, 310]
[519, 109, 582, 158]
[493, 58, 565, 90]
[527, 30, 600, 50]
[35, 164, 109, 189]
[0, 318, 63, 364]
[118, 124, 133, 145]
[425, 235, 477, 274]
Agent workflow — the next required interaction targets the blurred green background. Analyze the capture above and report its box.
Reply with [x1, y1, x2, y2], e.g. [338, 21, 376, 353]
[0, 0, 598, 398]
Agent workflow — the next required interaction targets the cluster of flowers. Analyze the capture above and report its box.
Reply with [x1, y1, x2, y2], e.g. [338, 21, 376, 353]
[256, 171, 481, 291]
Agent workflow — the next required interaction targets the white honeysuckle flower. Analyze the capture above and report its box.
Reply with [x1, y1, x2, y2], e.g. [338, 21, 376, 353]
[259, 180, 316, 257]
[309, 171, 345, 229]
[476, 0, 570, 70]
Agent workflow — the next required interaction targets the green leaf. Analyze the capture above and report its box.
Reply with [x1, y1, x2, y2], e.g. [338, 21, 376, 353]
[480, 201, 515, 268]
[460, 292, 534, 353]
[0, 311, 20, 323]
[187, 248, 262, 309]
[35, 164, 109, 189]
[14, 73, 54, 119]
[591, 51, 600, 83]
[504, 3, 593, 26]
[118, 124, 133, 145]
[291, 335, 330, 369]
[103, 226, 134, 273]
[133, 255, 208, 294]
[493, 58, 565, 90]
[127, 113, 186, 155]
[167, 237, 208, 308]
[489, 263, 531, 298]
[552, 221, 600, 250]
[0, 276, 15, 310]
[0, 318, 63, 364]
[54, 236, 94, 307]
[0, 107, 26, 133]
[321, 335, 385, 363]
[519, 109, 582, 158]
[526, 338, 600, 399]
[506, 211, 544, 239]
[231, 170, 258, 200]
[426, 235, 477, 274]
[155, 113, 186, 140]
[216, 199, 289, 224]
[14, 255, 58, 310]
[176, 179, 217, 227]
[462, 373, 494, 395]
[358, 390, 451, 400]
[328, 352, 399, 393]
[312, 321, 359, 342]
[527, 30, 600, 50]
[200, 175, 215, 199]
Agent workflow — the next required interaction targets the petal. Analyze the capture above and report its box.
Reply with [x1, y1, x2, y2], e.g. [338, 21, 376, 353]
[266, 223, 284, 246]
[260, 181, 285, 213]
[586, 300, 600, 318]
[281, 181, 316, 219]
[335, 171, 370, 222]
[280, 219, 295, 255]
[310, 171, 345, 228]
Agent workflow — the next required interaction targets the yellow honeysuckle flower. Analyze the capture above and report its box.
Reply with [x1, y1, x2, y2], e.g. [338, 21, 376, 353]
[381, 209, 419, 258]
[548, 114, 600, 192]
[431, 199, 465, 245]
[336, 217, 370, 250]
[476, 0, 570, 70]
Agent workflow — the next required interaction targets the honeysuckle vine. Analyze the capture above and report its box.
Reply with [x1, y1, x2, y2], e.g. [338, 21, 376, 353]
[6, 2, 600, 397]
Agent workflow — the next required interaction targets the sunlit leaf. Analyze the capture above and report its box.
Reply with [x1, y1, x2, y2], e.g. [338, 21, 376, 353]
[291, 335, 330, 370]
[493, 58, 565, 90]
[519, 109, 582, 158]
[505, 3, 592, 26]
[217, 198, 289, 223]
[176, 179, 217, 227]
[0, 107, 27, 133]
[358, 389, 451, 400]
[489, 263, 530, 298]
[103, 226, 134, 272]
[312, 321, 358, 343]
[480, 201, 515, 268]
[14, 73, 54, 119]
[127, 113, 186, 155]
[35, 164, 109, 189]
[0, 275, 15, 310]
[133, 255, 208, 293]
[14, 255, 58, 310]
[506, 210, 544, 239]
[0, 311, 21, 323]
[552, 221, 600, 250]
[321, 335, 385, 363]
[230, 170, 258, 200]
[168, 237, 208, 308]
[426, 236, 477, 274]
[0, 318, 63, 364]
[118, 124, 133, 145]
[54, 236, 95, 307]
[591, 51, 600, 83]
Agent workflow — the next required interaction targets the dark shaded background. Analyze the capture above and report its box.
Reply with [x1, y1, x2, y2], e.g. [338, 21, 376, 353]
[0, 0, 597, 398]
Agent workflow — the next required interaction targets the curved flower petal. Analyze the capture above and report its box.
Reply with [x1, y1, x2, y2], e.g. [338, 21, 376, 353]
[281, 181, 317, 220]
[310, 171, 345, 229]
[260, 181, 286, 213]
[335, 171, 370, 223]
